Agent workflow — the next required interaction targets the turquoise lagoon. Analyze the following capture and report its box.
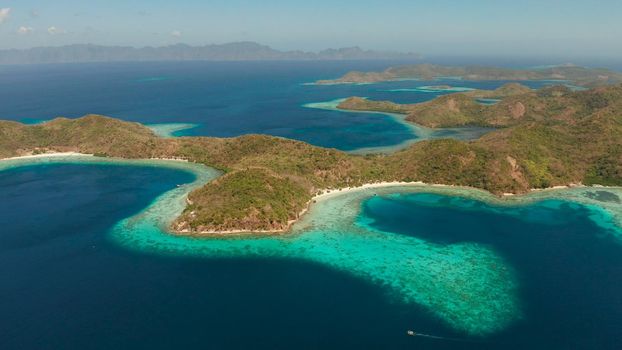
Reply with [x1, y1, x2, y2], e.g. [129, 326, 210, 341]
[3, 156, 622, 349]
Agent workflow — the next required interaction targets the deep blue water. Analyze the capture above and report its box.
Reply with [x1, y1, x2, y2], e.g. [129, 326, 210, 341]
[0, 164, 435, 349]
[2, 164, 622, 349]
[362, 193, 622, 350]
[0, 61, 553, 151]
[2, 59, 622, 349]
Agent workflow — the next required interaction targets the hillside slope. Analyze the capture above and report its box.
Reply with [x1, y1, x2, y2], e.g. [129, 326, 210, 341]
[2, 84, 622, 233]
[318, 64, 622, 87]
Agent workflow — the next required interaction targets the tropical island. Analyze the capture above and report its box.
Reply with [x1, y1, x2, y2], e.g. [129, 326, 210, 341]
[2, 82, 622, 234]
[316, 63, 622, 87]
[335, 83, 578, 128]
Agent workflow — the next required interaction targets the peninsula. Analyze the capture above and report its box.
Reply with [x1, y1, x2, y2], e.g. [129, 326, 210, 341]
[337, 83, 613, 128]
[316, 63, 622, 87]
[2, 83, 622, 234]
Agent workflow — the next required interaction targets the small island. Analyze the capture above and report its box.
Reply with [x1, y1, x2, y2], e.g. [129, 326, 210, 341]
[336, 83, 595, 128]
[2, 83, 622, 234]
[316, 63, 622, 87]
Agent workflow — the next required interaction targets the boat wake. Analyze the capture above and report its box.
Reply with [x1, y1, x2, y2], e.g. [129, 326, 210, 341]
[407, 330, 485, 343]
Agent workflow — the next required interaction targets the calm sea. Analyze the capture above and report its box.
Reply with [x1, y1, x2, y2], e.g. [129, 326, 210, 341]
[1, 60, 621, 349]
[0, 60, 558, 151]
[0, 163, 620, 349]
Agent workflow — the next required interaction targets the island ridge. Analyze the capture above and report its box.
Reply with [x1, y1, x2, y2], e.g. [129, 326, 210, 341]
[2, 83, 622, 234]
[316, 63, 622, 87]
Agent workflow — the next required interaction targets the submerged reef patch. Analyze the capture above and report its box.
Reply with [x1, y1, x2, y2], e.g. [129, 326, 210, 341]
[109, 170, 523, 335]
[146, 123, 200, 138]
[110, 181, 622, 335]
[584, 190, 621, 204]
[3, 157, 622, 336]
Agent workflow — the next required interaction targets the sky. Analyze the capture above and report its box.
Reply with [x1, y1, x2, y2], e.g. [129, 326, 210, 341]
[0, 0, 621, 58]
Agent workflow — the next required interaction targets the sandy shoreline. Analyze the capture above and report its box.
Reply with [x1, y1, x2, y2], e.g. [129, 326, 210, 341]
[0, 152, 193, 163]
[0, 152, 94, 161]
[312, 181, 584, 203]
[183, 181, 591, 236]
[178, 184, 431, 236]
[0, 152, 613, 237]
[315, 181, 433, 200]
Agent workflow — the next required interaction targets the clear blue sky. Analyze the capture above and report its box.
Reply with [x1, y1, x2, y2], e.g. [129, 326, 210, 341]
[0, 0, 620, 57]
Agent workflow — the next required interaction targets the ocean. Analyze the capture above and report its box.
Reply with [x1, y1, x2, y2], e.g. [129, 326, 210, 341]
[1, 60, 622, 349]
[0, 60, 553, 152]
[0, 161, 621, 349]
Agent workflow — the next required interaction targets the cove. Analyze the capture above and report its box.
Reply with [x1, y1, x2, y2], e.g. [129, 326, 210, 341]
[109, 176, 622, 338]
[303, 99, 491, 154]
[1, 62, 554, 153]
[2, 156, 622, 348]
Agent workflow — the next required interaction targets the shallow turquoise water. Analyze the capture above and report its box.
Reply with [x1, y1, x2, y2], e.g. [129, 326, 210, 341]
[2, 158, 622, 349]
[146, 123, 200, 137]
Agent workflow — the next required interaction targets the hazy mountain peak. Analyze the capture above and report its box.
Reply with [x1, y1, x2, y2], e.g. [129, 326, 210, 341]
[0, 41, 421, 65]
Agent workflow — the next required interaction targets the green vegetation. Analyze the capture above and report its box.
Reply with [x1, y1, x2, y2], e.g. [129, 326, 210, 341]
[317, 63, 622, 87]
[338, 84, 542, 128]
[463, 83, 533, 99]
[0, 115, 160, 159]
[406, 93, 490, 127]
[340, 84, 622, 130]
[174, 168, 310, 232]
[339, 89, 535, 128]
[584, 146, 622, 186]
[337, 97, 414, 114]
[382, 139, 501, 191]
[2, 83, 622, 233]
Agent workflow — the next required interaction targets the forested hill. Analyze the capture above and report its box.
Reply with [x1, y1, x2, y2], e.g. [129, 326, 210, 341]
[2, 84, 621, 233]
[317, 64, 622, 87]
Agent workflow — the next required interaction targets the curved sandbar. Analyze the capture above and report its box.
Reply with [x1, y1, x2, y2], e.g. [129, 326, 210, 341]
[110, 179, 522, 336]
[0, 154, 518, 335]
[2, 154, 622, 336]
[107, 181, 620, 335]
[109, 175, 621, 336]
[314, 183, 622, 242]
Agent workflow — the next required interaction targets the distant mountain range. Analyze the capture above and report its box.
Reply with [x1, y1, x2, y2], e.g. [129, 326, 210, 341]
[0, 42, 421, 65]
